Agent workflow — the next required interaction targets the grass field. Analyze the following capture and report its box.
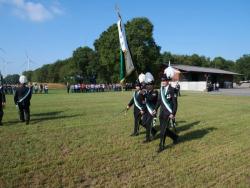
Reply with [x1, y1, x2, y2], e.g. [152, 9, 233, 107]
[0, 90, 250, 187]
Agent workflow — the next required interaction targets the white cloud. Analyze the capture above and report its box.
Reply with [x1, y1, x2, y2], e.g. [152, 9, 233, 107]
[1, 0, 63, 22]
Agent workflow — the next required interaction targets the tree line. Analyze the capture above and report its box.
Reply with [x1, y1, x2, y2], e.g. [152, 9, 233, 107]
[3, 17, 250, 84]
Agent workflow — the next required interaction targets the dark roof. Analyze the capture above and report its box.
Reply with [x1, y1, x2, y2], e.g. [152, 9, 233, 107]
[166, 64, 240, 75]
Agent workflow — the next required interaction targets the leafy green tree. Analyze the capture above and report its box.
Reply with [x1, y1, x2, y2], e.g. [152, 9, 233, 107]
[160, 52, 174, 64]
[94, 24, 119, 83]
[4, 74, 20, 84]
[126, 18, 161, 73]
[23, 71, 33, 82]
[235, 54, 250, 80]
[72, 46, 97, 82]
[58, 58, 76, 83]
[94, 17, 161, 83]
[211, 57, 235, 71]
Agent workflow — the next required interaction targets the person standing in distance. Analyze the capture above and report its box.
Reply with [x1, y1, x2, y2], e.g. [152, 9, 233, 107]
[0, 84, 6, 126]
[14, 75, 32, 125]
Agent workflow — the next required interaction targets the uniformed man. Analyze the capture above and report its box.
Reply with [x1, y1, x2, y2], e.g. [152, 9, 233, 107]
[175, 81, 181, 96]
[153, 67, 179, 152]
[143, 72, 158, 142]
[14, 75, 32, 125]
[0, 85, 6, 126]
[126, 73, 146, 136]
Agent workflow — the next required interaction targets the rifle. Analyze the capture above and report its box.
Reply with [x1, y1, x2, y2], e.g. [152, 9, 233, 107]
[113, 108, 128, 117]
[169, 118, 177, 133]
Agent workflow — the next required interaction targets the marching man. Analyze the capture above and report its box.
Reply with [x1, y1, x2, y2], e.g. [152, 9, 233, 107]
[143, 72, 158, 142]
[126, 73, 146, 136]
[153, 66, 179, 152]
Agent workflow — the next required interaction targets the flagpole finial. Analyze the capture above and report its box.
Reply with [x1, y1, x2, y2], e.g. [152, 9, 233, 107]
[115, 4, 121, 19]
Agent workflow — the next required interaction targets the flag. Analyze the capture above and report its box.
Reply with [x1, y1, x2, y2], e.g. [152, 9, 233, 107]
[117, 17, 135, 83]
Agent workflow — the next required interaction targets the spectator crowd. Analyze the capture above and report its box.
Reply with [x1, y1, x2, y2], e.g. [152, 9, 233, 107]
[2, 83, 49, 95]
[66, 83, 133, 93]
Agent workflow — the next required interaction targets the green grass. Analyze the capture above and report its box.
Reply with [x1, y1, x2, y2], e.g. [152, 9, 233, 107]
[0, 90, 250, 187]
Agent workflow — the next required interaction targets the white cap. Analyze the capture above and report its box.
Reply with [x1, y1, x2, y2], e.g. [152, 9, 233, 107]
[164, 66, 175, 79]
[19, 75, 28, 84]
[138, 73, 145, 83]
[145, 72, 154, 84]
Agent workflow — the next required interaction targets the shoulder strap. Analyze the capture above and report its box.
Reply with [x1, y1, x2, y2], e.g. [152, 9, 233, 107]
[18, 88, 31, 103]
[160, 86, 172, 113]
[145, 99, 154, 115]
[133, 91, 143, 110]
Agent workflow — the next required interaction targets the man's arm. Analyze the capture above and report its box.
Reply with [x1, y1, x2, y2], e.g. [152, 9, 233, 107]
[2, 91, 6, 103]
[155, 89, 161, 111]
[127, 96, 134, 109]
[14, 89, 18, 104]
[171, 88, 177, 116]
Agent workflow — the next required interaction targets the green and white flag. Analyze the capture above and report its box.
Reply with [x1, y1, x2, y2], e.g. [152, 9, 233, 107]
[117, 16, 135, 83]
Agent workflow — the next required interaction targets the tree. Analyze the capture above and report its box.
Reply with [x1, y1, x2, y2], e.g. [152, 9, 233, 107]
[211, 57, 235, 71]
[160, 52, 174, 64]
[4, 74, 20, 84]
[23, 71, 33, 82]
[126, 18, 161, 73]
[235, 54, 250, 80]
[94, 17, 161, 83]
[94, 24, 120, 83]
[72, 46, 97, 82]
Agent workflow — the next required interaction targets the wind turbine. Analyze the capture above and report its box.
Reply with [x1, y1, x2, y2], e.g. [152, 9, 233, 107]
[22, 51, 36, 72]
[0, 48, 5, 54]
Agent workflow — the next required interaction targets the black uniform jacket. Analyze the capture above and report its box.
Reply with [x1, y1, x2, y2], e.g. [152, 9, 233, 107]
[128, 90, 146, 114]
[145, 89, 158, 115]
[14, 85, 32, 107]
[0, 87, 6, 105]
[155, 85, 177, 119]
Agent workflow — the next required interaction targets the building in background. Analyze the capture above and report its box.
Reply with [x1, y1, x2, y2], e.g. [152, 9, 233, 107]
[163, 64, 241, 91]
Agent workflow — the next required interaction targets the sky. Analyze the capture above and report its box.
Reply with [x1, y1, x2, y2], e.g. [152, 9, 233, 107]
[0, 0, 250, 76]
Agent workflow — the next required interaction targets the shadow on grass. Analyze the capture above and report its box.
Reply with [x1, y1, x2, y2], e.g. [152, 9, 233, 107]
[141, 121, 211, 142]
[176, 120, 186, 124]
[32, 111, 65, 117]
[138, 120, 187, 136]
[2, 120, 21, 126]
[179, 127, 217, 143]
[30, 114, 80, 124]
[3, 114, 81, 126]
[177, 121, 200, 132]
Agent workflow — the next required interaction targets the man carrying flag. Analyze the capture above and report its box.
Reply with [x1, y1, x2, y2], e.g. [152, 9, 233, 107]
[126, 73, 146, 136]
[117, 10, 135, 83]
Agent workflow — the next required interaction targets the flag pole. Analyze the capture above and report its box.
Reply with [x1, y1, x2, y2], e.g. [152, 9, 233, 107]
[115, 4, 138, 84]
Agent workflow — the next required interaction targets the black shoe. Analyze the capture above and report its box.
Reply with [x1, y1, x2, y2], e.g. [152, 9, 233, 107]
[157, 145, 165, 153]
[130, 132, 139, 136]
[173, 135, 179, 145]
[143, 138, 152, 143]
[151, 129, 158, 139]
[26, 121, 29, 125]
